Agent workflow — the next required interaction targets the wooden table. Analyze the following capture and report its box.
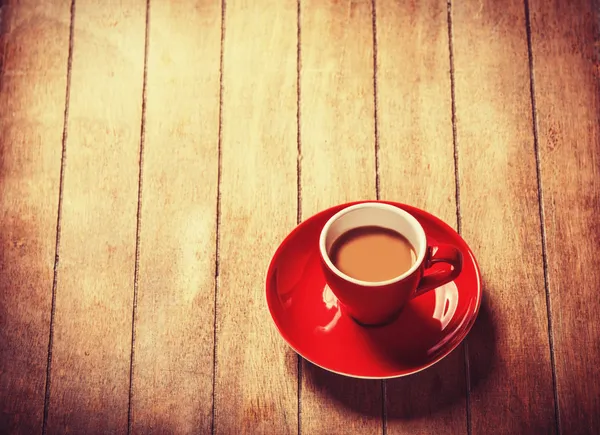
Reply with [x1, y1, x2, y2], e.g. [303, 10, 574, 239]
[1, 0, 598, 434]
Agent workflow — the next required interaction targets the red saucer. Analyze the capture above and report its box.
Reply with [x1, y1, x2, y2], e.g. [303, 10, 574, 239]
[266, 201, 481, 379]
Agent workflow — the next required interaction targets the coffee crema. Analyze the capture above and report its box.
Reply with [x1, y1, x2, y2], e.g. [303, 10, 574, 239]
[330, 226, 417, 282]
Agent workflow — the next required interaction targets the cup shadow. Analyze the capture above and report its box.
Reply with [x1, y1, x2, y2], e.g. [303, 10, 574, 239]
[298, 289, 497, 420]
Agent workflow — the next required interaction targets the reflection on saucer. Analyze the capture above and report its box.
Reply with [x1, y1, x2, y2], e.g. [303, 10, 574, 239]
[276, 250, 313, 309]
[316, 285, 341, 333]
[322, 284, 339, 309]
[427, 281, 473, 357]
[432, 282, 459, 330]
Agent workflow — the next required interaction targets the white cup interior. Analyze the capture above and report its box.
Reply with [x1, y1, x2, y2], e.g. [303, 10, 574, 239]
[319, 203, 427, 286]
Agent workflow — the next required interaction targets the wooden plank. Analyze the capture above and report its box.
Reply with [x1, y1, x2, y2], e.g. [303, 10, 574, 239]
[529, 0, 600, 432]
[452, 0, 556, 433]
[0, 1, 70, 432]
[299, 0, 380, 433]
[44, 1, 146, 433]
[214, 0, 298, 433]
[130, 0, 221, 433]
[375, 0, 467, 433]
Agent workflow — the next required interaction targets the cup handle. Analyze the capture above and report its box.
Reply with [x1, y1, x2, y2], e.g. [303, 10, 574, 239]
[413, 244, 463, 298]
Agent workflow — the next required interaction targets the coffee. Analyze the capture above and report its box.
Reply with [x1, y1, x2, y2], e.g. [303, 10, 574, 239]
[329, 226, 416, 282]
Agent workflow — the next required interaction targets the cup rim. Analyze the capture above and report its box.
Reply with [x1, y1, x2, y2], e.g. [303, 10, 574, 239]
[319, 202, 427, 287]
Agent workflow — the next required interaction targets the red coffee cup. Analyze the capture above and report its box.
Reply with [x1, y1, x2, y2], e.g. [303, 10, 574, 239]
[319, 202, 463, 326]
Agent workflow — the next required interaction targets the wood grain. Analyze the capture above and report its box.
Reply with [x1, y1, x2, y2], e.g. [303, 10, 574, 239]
[214, 0, 298, 433]
[0, 1, 70, 432]
[451, 0, 556, 433]
[529, 0, 600, 432]
[375, 0, 467, 433]
[44, 1, 146, 433]
[129, 1, 221, 433]
[299, 0, 380, 433]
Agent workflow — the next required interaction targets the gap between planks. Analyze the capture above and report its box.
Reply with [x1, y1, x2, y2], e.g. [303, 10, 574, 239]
[42, 0, 76, 432]
[522, 0, 561, 432]
[211, 0, 227, 434]
[126, 0, 151, 432]
[444, 2, 471, 435]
